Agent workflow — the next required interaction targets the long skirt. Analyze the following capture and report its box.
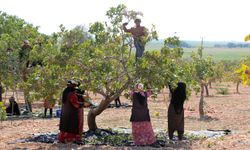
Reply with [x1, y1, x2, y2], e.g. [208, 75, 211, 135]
[58, 108, 83, 143]
[168, 104, 184, 139]
[132, 121, 156, 145]
[58, 131, 81, 142]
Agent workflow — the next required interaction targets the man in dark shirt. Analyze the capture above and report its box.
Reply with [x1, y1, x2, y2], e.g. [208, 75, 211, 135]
[19, 40, 32, 67]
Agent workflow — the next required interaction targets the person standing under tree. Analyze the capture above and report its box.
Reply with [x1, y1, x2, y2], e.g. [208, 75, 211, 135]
[43, 96, 55, 118]
[114, 96, 121, 108]
[111, 91, 121, 108]
[123, 19, 147, 61]
[168, 82, 187, 140]
[58, 80, 84, 144]
[130, 83, 156, 146]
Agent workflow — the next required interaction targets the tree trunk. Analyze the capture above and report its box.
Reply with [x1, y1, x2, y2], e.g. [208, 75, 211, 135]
[21, 67, 32, 112]
[87, 78, 132, 131]
[199, 84, 205, 119]
[24, 90, 32, 112]
[0, 82, 2, 102]
[88, 98, 112, 131]
[208, 81, 212, 89]
[236, 81, 240, 94]
[205, 84, 209, 97]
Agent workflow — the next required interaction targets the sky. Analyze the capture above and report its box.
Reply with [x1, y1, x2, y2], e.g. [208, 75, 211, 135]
[0, 0, 250, 41]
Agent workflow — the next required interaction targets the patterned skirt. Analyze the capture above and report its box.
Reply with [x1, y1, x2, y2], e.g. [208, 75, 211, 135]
[132, 121, 156, 145]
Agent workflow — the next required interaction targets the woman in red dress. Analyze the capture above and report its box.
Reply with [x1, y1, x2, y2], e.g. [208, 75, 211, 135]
[130, 83, 156, 145]
[58, 80, 84, 144]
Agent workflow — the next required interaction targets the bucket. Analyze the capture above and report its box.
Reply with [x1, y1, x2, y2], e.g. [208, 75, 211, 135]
[56, 109, 61, 117]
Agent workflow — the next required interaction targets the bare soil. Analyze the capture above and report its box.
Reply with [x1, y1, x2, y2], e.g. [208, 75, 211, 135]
[1, 82, 250, 150]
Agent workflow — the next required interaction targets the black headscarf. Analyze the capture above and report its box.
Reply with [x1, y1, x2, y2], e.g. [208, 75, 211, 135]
[62, 80, 77, 103]
[62, 86, 76, 103]
[62, 87, 70, 103]
[169, 82, 186, 114]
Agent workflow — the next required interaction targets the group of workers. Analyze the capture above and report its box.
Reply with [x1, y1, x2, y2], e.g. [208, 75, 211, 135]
[4, 19, 186, 146]
[58, 80, 186, 146]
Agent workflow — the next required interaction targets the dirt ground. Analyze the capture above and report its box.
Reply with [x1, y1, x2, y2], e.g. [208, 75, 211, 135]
[1, 82, 250, 150]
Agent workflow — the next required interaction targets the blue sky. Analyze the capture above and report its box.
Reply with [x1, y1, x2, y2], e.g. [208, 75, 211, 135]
[1, 0, 250, 41]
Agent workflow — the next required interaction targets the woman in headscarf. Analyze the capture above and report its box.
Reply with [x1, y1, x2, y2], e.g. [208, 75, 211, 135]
[168, 82, 187, 140]
[58, 80, 84, 144]
[6, 96, 20, 116]
[130, 83, 156, 146]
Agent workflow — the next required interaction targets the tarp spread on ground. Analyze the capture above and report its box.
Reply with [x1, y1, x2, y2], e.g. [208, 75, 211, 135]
[13, 128, 231, 148]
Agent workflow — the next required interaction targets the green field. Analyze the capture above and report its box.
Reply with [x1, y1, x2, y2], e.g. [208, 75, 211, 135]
[145, 43, 250, 61]
[145, 40, 250, 61]
[183, 48, 250, 61]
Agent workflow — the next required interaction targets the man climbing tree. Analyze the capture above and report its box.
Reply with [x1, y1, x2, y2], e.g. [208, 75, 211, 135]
[19, 40, 32, 68]
[123, 19, 147, 61]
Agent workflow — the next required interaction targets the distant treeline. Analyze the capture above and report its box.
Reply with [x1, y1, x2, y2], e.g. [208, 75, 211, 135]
[180, 41, 192, 48]
[214, 42, 250, 48]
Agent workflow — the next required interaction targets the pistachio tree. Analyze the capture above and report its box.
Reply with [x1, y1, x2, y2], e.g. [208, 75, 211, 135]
[25, 25, 92, 109]
[71, 5, 184, 130]
[191, 45, 214, 119]
[0, 11, 42, 112]
[1, 5, 189, 130]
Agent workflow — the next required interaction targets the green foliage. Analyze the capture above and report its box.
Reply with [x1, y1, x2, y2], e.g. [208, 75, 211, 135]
[179, 61, 200, 96]
[84, 129, 132, 146]
[0, 102, 7, 121]
[0, 11, 40, 49]
[216, 87, 229, 95]
[0, 4, 196, 109]
[151, 88, 158, 100]
[214, 60, 239, 83]
[61, 25, 91, 50]
[89, 22, 106, 44]
[69, 4, 161, 101]
[162, 36, 183, 58]
[191, 53, 214, 81]
[228, 56, 250, 85]
[0, 11, 46, 109]
[106, 4, 127, 28]
[24, 26, 91, 103]
[103, 133, 132, 146]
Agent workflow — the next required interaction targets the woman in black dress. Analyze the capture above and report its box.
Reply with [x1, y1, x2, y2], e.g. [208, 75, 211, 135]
[168, 82, 186, 140]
